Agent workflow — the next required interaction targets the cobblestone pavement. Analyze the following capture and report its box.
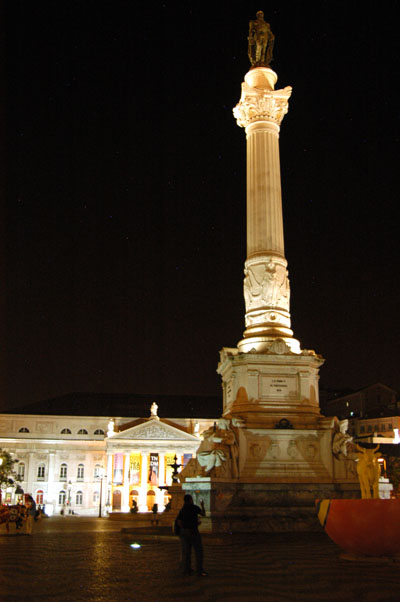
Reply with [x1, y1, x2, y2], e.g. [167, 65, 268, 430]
[0, 517, 399, 602]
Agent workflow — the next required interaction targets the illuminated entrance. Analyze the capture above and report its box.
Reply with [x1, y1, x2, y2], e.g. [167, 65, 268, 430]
[105, 411, 204, 513]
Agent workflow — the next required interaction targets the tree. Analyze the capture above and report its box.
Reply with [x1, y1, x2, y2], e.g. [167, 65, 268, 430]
[0, 448, 21, 503]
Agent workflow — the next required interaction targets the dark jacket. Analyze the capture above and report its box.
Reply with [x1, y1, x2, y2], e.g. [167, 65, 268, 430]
[177, 504, 202, 534]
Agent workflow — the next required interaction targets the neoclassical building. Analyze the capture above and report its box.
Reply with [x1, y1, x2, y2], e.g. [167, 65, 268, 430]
[0, 393, 218, 516]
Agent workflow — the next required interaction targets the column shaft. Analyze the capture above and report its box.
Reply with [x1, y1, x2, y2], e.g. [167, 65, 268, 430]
[122, 453, 130, 512]
[139, 452, 148, 512]
[247, 124, 284, 258]
[157, 453, 165, 511]
[233, 67, 300, 353]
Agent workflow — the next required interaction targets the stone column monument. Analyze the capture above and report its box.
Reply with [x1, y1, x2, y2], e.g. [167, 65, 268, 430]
[180, 12, 359, 532]
[234, 67, 296, 354]
[218, 11, 323, 429]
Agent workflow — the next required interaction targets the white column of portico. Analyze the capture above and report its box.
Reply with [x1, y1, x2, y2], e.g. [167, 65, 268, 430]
[233, 67, 300, 354]
[106, 453, 113, 507]
[26, 452, 36, 497]
[46, 452, 56, 515]
[156, 452, 165, 511]
[138, 452, 148, 512]
[122, 453, 130, 512]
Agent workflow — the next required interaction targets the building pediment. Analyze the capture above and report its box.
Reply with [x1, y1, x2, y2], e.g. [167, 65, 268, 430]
[108, 418, 200, 442]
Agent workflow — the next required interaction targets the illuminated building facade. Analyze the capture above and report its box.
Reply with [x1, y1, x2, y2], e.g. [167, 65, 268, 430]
[0, 396, 217, 515]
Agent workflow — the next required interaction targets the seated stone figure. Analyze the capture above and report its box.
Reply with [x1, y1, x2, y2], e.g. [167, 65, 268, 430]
[180, 419, 239, 480]
[332, 418, 353, 459]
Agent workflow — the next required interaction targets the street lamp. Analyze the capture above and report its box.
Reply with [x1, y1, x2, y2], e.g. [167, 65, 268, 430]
[67, 480, 72, 515]
[98, 468, 105, 518]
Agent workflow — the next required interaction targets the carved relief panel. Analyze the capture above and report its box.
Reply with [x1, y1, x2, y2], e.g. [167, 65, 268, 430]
[243, 256, 291, 329]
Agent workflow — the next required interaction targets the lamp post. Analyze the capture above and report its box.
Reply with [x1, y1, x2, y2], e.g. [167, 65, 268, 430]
[67, 480, 72, 514]
[98, 468, 105, 518]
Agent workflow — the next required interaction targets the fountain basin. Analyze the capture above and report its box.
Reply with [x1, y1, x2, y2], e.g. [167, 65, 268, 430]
[316, 498, 400, 557]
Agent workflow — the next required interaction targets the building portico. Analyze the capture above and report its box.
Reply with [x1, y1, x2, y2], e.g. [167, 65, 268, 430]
[106, 410, 202, 513]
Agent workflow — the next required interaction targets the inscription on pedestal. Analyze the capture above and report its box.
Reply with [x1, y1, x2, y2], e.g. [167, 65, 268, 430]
[261, 375, 298, 399]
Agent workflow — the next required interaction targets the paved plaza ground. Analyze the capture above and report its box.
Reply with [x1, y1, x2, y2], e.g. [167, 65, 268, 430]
[0, 516, 399, 601]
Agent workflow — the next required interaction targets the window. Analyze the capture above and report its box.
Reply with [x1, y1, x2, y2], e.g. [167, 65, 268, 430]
[61, 428, 71, 434]
[94, 464, 102, 479]
[367, 425, 373, 433]
[77, 464, 84, 480]
[381, 424, 386, 432]
[360, 426, 365, 433]
[374, 424, 379, 432]
[94, 429, 104, 435]
[93, 491, 99, 503]
[37, 464, 45, 480]
[388, 423, 393, 431]
[77, 429, 88, 435]
[60, 463, 67, 480]
[36, 490, 44, 505]
[76, 491, 83, 505]
[18, 462, 25, 479]
[19, 427, 29, 433]
[59, 490, 66, 505]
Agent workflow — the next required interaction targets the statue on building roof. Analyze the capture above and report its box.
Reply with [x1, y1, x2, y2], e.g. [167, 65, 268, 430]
[107, 419, 115, 438]
[150, 402, 159, 420]
[248, 11, 275, 67]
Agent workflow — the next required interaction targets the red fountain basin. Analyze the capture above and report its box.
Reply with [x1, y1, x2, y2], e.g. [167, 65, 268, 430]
[316, 499, 400, 557]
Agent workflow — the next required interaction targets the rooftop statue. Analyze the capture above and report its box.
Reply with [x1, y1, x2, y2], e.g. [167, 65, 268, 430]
[248, 10, 275, 67]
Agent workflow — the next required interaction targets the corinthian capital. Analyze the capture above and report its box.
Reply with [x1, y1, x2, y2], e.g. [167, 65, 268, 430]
[233, 83, 292, 129]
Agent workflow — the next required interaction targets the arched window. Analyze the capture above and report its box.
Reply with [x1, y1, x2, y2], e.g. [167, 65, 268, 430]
[59, 490, 66, 505]
[77, 464, 84, 480]
[18, 462, 25, 479]
[77, 429, 88, 435]
[37, 464, 45, 480]
[76, 491, 83, 505]
[60, 463, 67, 480]
[94, 429, 105, 436]
[36, 490, 44, 505]
[61, 428, 72, 434]
[94, 464, 102, 479]
[19, 427, 29, 433]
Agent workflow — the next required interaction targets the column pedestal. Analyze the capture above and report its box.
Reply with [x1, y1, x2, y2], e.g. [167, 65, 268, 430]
[218, 344, 324, 428]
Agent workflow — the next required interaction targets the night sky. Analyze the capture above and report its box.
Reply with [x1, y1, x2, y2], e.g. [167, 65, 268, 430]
[2, 2, 399, 411]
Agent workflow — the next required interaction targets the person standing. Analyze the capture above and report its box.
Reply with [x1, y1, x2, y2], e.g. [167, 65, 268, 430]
[176, 494, 207, 576]
[24, 495, 36, 535]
